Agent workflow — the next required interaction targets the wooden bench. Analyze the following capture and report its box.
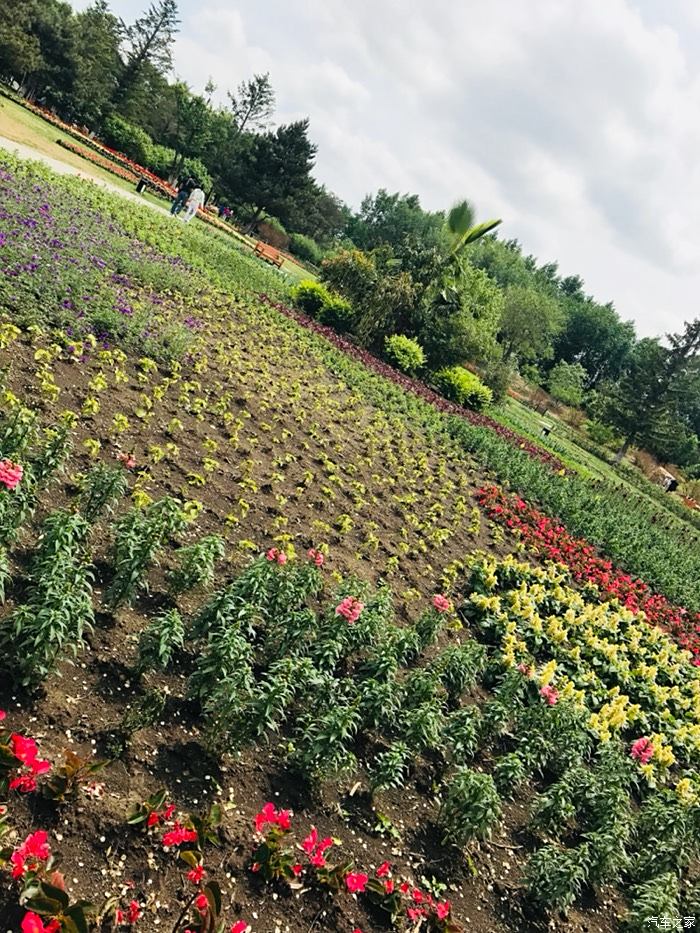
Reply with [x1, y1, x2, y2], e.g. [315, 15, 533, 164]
[254, 241, 284, 268]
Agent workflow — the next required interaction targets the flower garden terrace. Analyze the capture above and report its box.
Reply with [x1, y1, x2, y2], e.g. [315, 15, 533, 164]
[2, 151, 700, 929]
[2, 151, 700, 624]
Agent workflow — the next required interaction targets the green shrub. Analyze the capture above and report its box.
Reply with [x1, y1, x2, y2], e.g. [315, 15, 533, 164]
[438, 767, 501, 846]
[180, 156, 212, 191]
[102, 114, 153, 167]
[384, 334, 426, 375]
[585, 419, 620, 448]
[481, 359, 514, 403]
[289, 233, 323, 265]
[548, 361, 587, 407]
[317, 295, 355, 332]
[290, 280, 333, 317]
[147, 144, 176, 178]
[433, 366, 493, 410]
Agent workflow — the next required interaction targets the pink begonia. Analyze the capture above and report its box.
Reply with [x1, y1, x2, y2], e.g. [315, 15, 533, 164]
[630, 737, 654, 764]
[0, 459, 23, 491]
[539, 684, 559, 706]
[335, 596, 364, 624]
[432, 594, 451, 613]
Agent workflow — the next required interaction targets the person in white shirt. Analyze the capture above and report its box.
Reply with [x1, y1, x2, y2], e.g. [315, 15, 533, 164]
[182, 186, 205, 223]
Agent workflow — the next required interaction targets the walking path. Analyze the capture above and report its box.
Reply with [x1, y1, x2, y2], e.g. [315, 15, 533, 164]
[0, 133, 172, 217]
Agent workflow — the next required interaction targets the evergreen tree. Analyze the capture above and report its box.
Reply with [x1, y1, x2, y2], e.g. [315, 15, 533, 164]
[114, 0, 179, 110]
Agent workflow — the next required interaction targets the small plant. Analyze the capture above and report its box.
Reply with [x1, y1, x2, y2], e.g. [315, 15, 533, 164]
[290, 279, 333, 316]
[167, 534, 225, 595]
[371, 741, 412, 792]
[524, 842, 590, 914]
[137, 608, 185, 673]
[77, 464, 129, 523]
[438, 767, 501, 847]
[105, 496, 187, 608]
[43, 750, 107, 803]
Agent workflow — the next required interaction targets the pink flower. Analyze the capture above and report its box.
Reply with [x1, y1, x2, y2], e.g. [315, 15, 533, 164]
[335, 596, 364, 624]
[345, 871, 368, 893]
[0, 709, 5, 720]
[231, 924, 248, 933]
[265, 547, 287, 564]
[307, 548, 324, 567]
[162, 803, 176, 820]
[432, 594, 451, 613]
[292, 863, 303, 876]
[384, 879, 395, 894]
[376, 861, 391, 878]
[539, 684, 559, 706]
[630, 737, 654, 764]
[117, 451, 136, 470]
[0, 459, 23, 491]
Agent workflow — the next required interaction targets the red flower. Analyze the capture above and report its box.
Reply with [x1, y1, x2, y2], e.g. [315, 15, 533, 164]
[345, 871, 368, 893]
[187, 864, 206, 884]
[302, 827, 318, 854]
[0, 709, 5, 720]
[126, 900, 141, 924]
[195, 892, 209, 913]
[21, 913, 60, 933]
[254, 802, 291, 834]
[162, 803, 176, 820]
[11, 830, 51, 878]
[162, 822, 197, 846]
[266, 547, 287, 564]
[231, 923, 248, 933]
[146, 810, 160, 828]
[384, 879, 395, 894]
[376, 861, 391, 878]
[436, 900, 451, 919]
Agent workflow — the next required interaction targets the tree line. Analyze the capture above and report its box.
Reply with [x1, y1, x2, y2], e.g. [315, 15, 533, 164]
[1, 0, 699, 471]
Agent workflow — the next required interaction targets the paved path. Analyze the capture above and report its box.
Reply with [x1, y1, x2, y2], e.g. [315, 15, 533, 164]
[0, 133, 172, 217]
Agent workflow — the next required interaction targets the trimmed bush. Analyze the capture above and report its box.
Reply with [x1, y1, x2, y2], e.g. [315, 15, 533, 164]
[290, 280, 333, 317]
[289, 233, 323, 265]
[384, 334, 426, 375]
[102, 114, 153, 166]
[317, 295, 355, 332]
[433, 366, 493, 411]
[148, 144, 177, 178]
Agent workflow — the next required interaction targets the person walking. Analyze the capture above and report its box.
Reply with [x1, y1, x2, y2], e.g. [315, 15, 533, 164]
[170, 176, 195, 216]
[182, 184, 205, 224]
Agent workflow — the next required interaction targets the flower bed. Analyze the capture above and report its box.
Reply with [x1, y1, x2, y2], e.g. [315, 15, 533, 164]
[259, 294, 567, 472]
[55, 139, 140, 185]
[477, 484, 700, 663]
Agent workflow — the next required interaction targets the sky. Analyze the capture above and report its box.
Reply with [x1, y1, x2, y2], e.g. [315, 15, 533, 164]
[71, 0, 700, 337]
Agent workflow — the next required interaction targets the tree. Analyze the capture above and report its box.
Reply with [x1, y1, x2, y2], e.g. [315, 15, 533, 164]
[114, 0, 180, 111]
[602, 320, 700, 463]
[0, 1, 44, 87]
[548, 361, 587, 407]
[158, 82, 213, 179]
[554, 299, 636, 388]
[71, 1, 122, 124]
[345, 189, 445, 253]
[218, 120, 317, 228]
[499, 285, 564, 365]
[228, 73, 275, 134]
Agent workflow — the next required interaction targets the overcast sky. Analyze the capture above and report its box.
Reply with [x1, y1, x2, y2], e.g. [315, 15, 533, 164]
[72, 0, 700, 337]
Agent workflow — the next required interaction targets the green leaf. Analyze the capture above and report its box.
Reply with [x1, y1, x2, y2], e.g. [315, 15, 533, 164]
[204, 880, 222, 916]
[179, 849, 199, 868]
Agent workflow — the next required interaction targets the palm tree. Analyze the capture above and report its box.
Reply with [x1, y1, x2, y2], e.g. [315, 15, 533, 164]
[445, 199, 501, 262]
